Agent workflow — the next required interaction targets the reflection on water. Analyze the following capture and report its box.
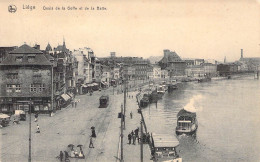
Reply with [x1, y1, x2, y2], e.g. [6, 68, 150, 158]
[142, 77, 260, 162]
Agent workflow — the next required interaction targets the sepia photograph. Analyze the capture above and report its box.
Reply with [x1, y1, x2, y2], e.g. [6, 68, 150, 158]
[0, 0, 260, 162]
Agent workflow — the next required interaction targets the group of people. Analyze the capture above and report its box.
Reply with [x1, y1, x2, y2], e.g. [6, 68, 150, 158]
[58, 148, 84, 161]
[58, 151, 69, 161]
[128, 128, 140, 145]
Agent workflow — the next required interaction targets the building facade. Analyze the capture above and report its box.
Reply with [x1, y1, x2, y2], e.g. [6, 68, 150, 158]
[0, 44, 54, 114]
[158, 49, 186, 77]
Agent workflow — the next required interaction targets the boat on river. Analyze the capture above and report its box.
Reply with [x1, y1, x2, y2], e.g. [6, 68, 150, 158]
[168, 80, 178, 92]
[157, 86, 165, 95]
[176, 109, 198, 135]
[140, 94, 150, 107]
[198, 77, 211, 83]
[151, 133, 182, 162]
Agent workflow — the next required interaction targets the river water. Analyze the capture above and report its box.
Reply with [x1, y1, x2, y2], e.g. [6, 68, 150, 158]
[142, 75, 260, 162]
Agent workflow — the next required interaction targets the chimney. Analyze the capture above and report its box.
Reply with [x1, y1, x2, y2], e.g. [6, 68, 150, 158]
[33, 44, 40, 50]
[241, 49, 243, 59]
[163, 49, 169, 57]
[163, 49, 170, 62]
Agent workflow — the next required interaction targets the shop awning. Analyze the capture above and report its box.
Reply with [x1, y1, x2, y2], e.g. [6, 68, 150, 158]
[82, 84, 88, 88]
[0, 113, 10, 119]
[61, 94, 71, 101]
[101, 81, 108, 85]
[93, 83, 99, 86]
[67, 93, 74, 98]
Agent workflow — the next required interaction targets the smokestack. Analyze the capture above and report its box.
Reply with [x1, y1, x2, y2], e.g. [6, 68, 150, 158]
[241, 49, 243, 59]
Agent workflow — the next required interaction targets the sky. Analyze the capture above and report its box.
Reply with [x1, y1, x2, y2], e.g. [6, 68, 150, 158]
[0, 0, 260, 62]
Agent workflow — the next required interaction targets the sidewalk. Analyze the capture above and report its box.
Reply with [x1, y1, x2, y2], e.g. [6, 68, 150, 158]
[120, 91, 151, 162]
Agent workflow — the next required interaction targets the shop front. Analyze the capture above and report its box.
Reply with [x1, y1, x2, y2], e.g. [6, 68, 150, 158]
[101, 81, 108, 89]
[32, 97, 52, 114]
[57, 93, 72, 108]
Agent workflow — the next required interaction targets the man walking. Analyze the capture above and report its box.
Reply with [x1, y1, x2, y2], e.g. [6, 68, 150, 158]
[89, 137, 94, 148]
[135, 128, 139, 135]
[71, 100, 75, 108]
[75, 99, 78, 108]
[59, 151, 63, 161]
[36, 124, 40, 133]
[130, 111, 133, 119]
[132, 134, 136, 145]
[128, 133, 132, 144]
[34, 113, 38, 122]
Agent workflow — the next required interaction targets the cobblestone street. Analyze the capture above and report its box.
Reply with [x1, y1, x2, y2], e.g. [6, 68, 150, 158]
[0, 82, 151, 162]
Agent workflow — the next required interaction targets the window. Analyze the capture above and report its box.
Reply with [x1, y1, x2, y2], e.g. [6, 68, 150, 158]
[30, 84, 37, 92]
[6, 84, 12, 92]
[7, 73, 18, 79]
[28, 56, 35, 62]
[33, 74, 41, 79]
[6, 84, 21, 93]
[15, 84, 21, 92]
[39, 84, 45, 92]
[15, 56, 23, 62]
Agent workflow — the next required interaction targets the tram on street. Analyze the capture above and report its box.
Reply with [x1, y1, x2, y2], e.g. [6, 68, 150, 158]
[99, 95, 109, 108]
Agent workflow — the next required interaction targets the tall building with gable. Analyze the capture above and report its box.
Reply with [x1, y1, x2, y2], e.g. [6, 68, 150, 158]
[0, 44, 54, 114]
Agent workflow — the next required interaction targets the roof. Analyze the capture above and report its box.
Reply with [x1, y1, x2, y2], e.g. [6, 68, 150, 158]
[152, 133, 179, 147]
[45, 43, 52, 51]
[177, 109, 196, 118]
[9, 44, 43, 54]
[240, 57, 260, 65]
[159, 51, 184, 63]
[0, 44, 52, 66]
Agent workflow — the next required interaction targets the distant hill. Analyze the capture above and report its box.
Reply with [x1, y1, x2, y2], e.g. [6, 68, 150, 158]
[147, 56, 163, 64]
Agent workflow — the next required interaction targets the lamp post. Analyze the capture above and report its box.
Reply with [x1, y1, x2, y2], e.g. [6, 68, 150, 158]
[28, 101, 32, 162]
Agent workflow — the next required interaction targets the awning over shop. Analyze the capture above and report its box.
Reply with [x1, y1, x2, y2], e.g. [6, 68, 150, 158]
[93, 83, 99, 86]
[82, 84, 88, 88]
[67, 93, 74, 98]
[61, 94, 71, 101]
[101, 81, 108, 85]
[0, 113, 10, 119]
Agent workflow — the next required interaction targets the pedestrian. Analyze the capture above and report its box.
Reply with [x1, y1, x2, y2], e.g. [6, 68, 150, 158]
[138, 134, 141, 144]
[89, 137, 94, 148]
[132, 134, 136, 145]
[34, 113, 38, 122]
[132, 95, 133, 99]
[71, 100, 75, 108]
[147, 132, 150, 144]
[134, 128, 139, 137]
[91, 127, 96, 138]
[36, 124, 40, 133]
[128, 133, 132, 144]
[130, 111, 133, 119]
[64, 151, 69, 160]
[75, 100, 77, 108]
[131, 130, 134, 137]
[59, 151, 63, 161]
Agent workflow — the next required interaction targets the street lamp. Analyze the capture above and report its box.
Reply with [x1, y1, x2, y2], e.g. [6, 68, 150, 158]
[28, 101, 32, 162]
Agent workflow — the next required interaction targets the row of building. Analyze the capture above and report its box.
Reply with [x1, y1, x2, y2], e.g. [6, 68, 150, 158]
[0, 42, 151, 114]
[0, 42, 259, 114]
